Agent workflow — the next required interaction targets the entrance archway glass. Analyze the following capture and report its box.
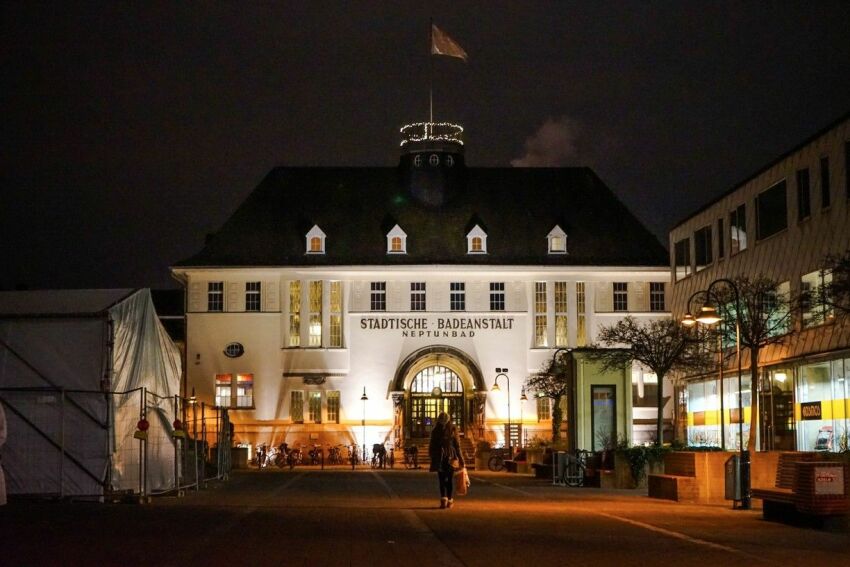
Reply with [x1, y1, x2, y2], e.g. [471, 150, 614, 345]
[409, 365, 464, 437]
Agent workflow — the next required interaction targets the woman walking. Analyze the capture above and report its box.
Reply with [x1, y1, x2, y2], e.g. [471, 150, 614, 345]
[429, 412, 464, 509]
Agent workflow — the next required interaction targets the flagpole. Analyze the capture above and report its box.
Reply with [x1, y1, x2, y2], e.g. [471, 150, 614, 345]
[429, 17, 434, 123]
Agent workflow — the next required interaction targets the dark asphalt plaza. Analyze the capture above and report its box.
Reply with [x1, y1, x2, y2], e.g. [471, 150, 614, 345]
[2, 469, 848, 566]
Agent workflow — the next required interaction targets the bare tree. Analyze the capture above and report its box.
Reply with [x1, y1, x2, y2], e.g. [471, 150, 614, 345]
[822, 250, 850, 318]
[524, 354, 571, 442]
[713, 276, 795, 452]
[587, 317, 711, 446]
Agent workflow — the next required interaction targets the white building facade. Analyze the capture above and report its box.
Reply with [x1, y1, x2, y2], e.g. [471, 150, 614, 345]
[172, 123, 671, 453]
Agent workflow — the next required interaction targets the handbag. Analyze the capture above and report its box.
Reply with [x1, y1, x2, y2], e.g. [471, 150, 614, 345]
[454, 467, 470, 496]
[444, 445, 461, 471]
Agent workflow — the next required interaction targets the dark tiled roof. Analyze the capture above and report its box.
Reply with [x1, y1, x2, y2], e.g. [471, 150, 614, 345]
[175, 166, 667, 267]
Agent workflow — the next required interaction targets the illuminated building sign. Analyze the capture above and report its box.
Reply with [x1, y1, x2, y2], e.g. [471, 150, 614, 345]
[800, 401, 822, 421]
[359, 316, 515, 338]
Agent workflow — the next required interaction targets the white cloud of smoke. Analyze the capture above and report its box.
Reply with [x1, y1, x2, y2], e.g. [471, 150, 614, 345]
[510, 116, 580, 167]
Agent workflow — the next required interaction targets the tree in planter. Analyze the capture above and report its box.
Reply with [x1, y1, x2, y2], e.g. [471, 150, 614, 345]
[712, 276, 796, 452]
[587, 317, 711, 446]
[524, 354, 571, 442]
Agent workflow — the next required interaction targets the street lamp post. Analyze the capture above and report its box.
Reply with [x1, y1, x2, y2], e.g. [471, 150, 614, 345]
[361, 387, 368, 464]
[682, 278, 751, 510]
[520, 388, 528, 449]
[492, 368, 511, 456]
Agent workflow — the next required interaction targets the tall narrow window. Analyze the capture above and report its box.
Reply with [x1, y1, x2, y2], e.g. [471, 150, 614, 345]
[717, 218, 725, 259]
[329, 281, 342, 347]
[215, 374, 232, 407]
[613, 282, 628, 312]
[410, 282, 426, 311]
[246, 281, 261, 312]
[308, 391, 322, 423]
[674, 238, 691, 281]
[694, 226, 713, 271]
[327, 391, 340, 424]
[450, 282, 465, 311]
[309, 281, 322, 347]
[756, 180, 787, 240]
[576, 282, 587, 347]
[289, 281, 301, 347]
[820, 157, 831, 209]
[534, 282, 547, 347]
[554, 281, 568, 347]
[208, 282, 224, 312]
[370, 282, 386, 311]
[650, 282, 665, 312]
[796, 168, 811, 221]
[536, 396, 551, 421]
[236, 374, 254, 407]
[290, 391, 304, 423]
[729, 204, 747, 254]
[801, 269, 834, 327]
[489, 282, 505, 311]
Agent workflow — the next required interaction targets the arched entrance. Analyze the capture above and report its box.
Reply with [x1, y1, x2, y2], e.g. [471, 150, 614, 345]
[409, 365, 464, 437]
[389, 346, 487, 443]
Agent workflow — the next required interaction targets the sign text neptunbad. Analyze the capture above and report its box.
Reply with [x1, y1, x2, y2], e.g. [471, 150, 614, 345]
[359, 316, 515, 338]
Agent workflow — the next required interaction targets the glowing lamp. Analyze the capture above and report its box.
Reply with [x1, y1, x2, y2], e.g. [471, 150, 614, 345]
[681, 313, 697, 326]
[695, 304, 722, 325]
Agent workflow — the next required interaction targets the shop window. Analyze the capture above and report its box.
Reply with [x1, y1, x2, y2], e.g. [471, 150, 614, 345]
[674, 238, 691, 281]
[729, 204, 747, 254]
[756, 180, 787, 240]
[694, 225, 713, 271]
[797, 359, 850, 452]
[289, 281, 301, 346]
[291, 391, 304, 423]
[489, 282, 505, 311]
[536, 396, 551, 421]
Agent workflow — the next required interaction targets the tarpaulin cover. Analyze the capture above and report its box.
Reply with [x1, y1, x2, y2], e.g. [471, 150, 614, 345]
[0, 289, 181, 497]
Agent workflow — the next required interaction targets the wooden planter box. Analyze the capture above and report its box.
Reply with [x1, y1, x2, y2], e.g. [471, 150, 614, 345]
[613, 453, 664, 489]
[475, 450, 491, 471]
[648, 451, 735, 503]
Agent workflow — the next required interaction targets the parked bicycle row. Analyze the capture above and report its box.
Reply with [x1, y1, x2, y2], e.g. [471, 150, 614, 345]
[249, 442, 426, 470]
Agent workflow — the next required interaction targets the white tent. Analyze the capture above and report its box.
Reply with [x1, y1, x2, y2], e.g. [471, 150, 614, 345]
[0, 289, 182, 497]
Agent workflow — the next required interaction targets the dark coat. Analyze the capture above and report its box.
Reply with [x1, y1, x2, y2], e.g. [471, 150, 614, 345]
[428, 424, 464, 473]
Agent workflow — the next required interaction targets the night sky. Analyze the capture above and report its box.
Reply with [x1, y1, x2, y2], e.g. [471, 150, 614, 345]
[3, 2, 850, 290]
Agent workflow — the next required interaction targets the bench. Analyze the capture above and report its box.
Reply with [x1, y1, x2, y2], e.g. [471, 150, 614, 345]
[503, 459, 517, 473]
[648, 452, 699, 502]
[752, 452, 850, 520]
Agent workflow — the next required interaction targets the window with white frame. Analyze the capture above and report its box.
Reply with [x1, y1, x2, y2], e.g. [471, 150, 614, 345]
[547, 225, 567, 254]
[410, 282, 426, 311]
[489, 282, 505, 311]
[308, 391, 322, 423]
[674, 238, 691, 281]
[729, 204, 747, 254]
[576, 282, 587, 347]
[650, 282, 665, 312]
[534, 282, 547, 347]
[386, 224, 407, 254]
[208, 282, 224, 312]
[555, 281, 568, 347]
[450, 282, 465, 311]
[246, 282, 261, 312]
[305, 225, 326, 254]
[327, 391, 340, 424]
[291, 390, 304, 423]
[613, 282, 628, 312]
[371, 282, 386, 311]
[289, 281, 301, 347]
[309, 281, 322, 347]
[466, 225, 487, 254]
[329, 281, 343, 347]
[215, 373, 253, 408]
[536, 396, 551, 421]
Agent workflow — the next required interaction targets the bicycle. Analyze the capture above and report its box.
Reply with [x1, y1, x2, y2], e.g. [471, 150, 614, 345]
[347, 444, 361, 469]
[487, 447, 510, 472]
[555, 449, 590, 487]
[403, 446, 419, 469]
[327, 445, 343, 465]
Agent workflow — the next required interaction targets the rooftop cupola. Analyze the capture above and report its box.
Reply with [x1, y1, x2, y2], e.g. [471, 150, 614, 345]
[399, 122, 466, 207]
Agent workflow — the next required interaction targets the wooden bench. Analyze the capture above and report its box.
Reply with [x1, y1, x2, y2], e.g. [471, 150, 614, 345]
[752, 452, 850, 520]
[648, 452, 698, 502]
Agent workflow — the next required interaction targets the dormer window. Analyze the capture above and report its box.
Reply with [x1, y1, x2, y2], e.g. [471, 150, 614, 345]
[547, 225, 568, 255]
[305, 225, 326, 254]
[466, 225, 487, 254]
[386, 224, 407, 254]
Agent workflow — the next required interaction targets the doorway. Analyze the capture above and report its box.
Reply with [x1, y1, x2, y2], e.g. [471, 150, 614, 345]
[407, 365, 464, 438]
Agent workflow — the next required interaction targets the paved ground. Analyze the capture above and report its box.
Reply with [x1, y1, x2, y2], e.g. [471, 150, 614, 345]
[1, 467, 849, 566]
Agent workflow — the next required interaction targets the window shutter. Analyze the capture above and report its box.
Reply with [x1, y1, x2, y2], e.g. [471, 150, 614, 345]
[595, 282, 613, 312]
[388, 281, 403, 311]
[263, 281, 280, 311]
[631, 282, 648, 312]
[226, 282, 243, 312]
[188, 281, 203, 312]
